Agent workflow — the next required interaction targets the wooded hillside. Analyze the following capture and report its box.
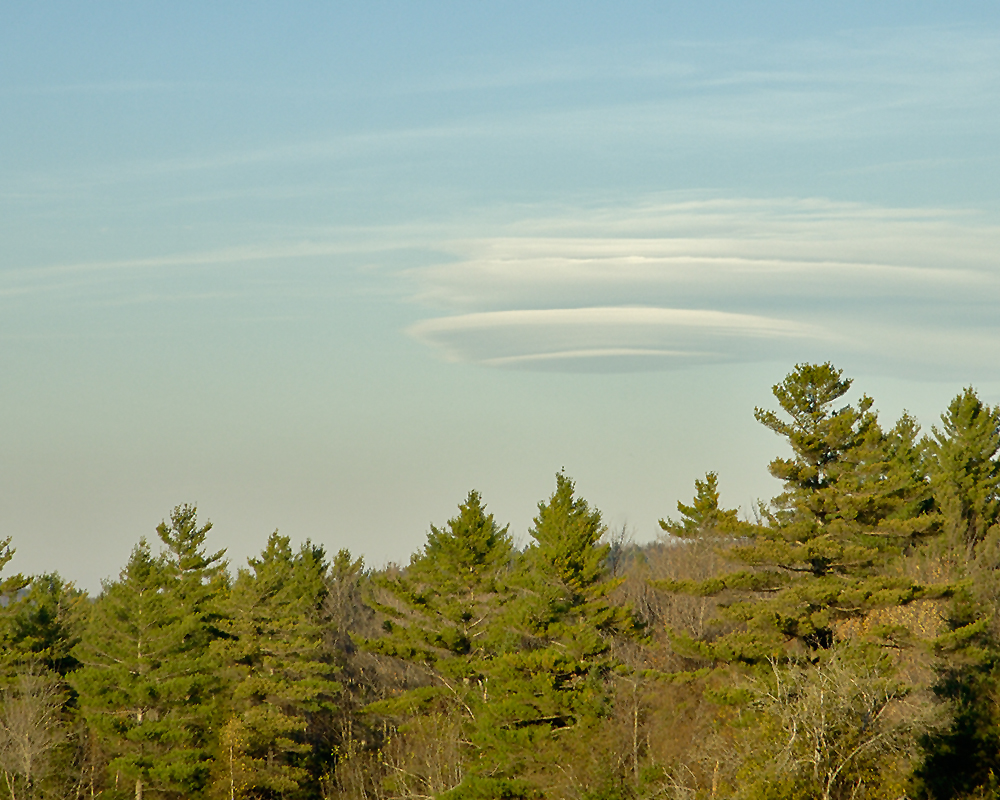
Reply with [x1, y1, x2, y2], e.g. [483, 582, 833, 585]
[1, 362, 999, 800]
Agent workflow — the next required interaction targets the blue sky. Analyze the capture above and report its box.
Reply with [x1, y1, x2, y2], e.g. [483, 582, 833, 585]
[3, 3, 1000, 590]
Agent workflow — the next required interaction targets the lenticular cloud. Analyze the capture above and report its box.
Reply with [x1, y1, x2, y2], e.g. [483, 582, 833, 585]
[404, 197, 1000, 374]
[408, 306, 831, 371]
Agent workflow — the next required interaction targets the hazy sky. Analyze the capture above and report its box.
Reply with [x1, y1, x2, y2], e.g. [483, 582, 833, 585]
[3, 2, 1000, 591]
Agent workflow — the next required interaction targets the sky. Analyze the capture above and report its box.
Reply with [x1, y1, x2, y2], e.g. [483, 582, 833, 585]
[2, 2, 1000, 591]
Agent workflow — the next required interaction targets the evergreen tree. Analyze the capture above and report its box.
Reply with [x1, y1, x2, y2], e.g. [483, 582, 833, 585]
[659, 364, 941, 661]
[72, 505, 227, 800]
[2, 574, 86, 678]
[156, 503, 228, 638]
[753, 363, 934, 543]
[659, 471, 740, 537]
[0, 539, 30, 674]
[914, 390, 1000, 800]
[527, 472, 607, 597]
[370, 490, 512, 663]
[365, 492, 513, 798]
[217, 532, 340, 799]
[928, 387, 1000, 551]
[0, 536, 27, 597]
[462, 474, 637, 798]
[72, 541, 175, 800]
[156, 505, 230, 792]
[418, 490, 512, 640]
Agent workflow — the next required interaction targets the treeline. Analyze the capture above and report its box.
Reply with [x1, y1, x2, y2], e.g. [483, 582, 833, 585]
[1, 362, 999, 800]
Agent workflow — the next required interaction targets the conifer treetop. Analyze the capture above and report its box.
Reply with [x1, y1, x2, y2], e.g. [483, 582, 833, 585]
[416, 489, 512, 595]
[930, 387, 1000, 547]
[529, 472, 608, 594]
[156, 503, 227, 581]
[754, 362, 876, 481]
[660, 471, 740, 537]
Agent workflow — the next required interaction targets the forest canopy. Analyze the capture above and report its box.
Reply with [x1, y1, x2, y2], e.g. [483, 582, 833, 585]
[1, 362, 999, 800]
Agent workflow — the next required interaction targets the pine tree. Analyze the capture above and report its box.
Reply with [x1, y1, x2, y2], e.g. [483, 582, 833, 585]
[659, 471, 740, 537]
[156, 503, 228, 650]
[72, 541, 176, 800]
[659, 364, 942, 661]
[217, 532, 340, 799]
[2, 574, 86, 678]
[753, 363, 934, 543]
[0, 539, 30, 675]
[72, 505, 227, 800]
[461, 474, 637, 798]
[365, 491, 513, 798]
[156, 504, 229, 793]
[929, 387, 1000, 552]
[528, 472, 607, 596]
[0, 538, 19, 587]
[417, 490, 512, 642]
[915, 390, 1000, 800]
[372, 490, 513, 662]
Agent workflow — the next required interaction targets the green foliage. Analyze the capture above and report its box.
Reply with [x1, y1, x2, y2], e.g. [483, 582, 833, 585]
[0, 539, 31, 674]
[914, 657, 1000, 800]
[71, 505, 227, 799]
[13, 365, 1000, 800]
[364, 491, 515, 796]
[929, 387, 1000, 550]
[661, 364, 943, 662]
[156, 503, 229, 632]
[217, 532, 340, 799]
[372, 490, 513, 666]
[527, 472, 608, 596]
[462, 474, 639, 795]
[420, 490, 512, 600]
[659, 471, 740, 537]
[754, 363, 935, 543]
[157, 504, 227, 581]
[0, 539, 25, 599]
[0, 574, 85, 679]
[911, 390, 1000, 800]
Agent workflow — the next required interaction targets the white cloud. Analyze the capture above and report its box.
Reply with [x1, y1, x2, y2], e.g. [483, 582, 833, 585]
[405, 196, 1000, 375]
[409, 306, 835, 370]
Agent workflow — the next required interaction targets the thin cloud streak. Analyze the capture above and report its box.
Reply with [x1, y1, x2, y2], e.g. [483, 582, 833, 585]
[410, 307, 820, 335]
[8, 26, 999, 194]
[1, 240, 400, 285]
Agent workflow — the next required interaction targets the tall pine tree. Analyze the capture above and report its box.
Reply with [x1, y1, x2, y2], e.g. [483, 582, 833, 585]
[460, 474, 637, 799]
[659, 364, 941, 661]
[72, 505, 227, 800]
[217, 532, 340, 800]
[366, 491, 513, 798]
[929, 387, 1000, 553]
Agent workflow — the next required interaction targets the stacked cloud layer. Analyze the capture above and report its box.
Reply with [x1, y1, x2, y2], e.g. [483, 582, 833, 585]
[407, 198, 1000, 376]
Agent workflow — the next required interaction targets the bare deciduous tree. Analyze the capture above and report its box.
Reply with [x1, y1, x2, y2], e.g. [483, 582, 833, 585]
[731, 651, 937, 800]
[0, 667, 65, 800]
